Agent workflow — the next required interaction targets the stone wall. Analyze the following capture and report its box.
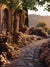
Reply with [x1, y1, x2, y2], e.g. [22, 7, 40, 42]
[0, 4, 11, 33]
[0, 4, 24, 34]
[0, 5, 1, 33]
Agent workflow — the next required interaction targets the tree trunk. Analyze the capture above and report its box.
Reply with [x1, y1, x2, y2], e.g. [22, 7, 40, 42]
[16, 13, 19, 32]
[14, 12, 19, 33]
[11, 10, 14, 34]
[21, 14, 23, 24]
[23, 8, 28, 27]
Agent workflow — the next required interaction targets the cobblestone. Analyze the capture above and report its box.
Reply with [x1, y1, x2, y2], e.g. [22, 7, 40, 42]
[5, 39, 48, 67]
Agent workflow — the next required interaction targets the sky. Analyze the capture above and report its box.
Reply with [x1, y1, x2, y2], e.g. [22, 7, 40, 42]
[28, 3, 50, 16]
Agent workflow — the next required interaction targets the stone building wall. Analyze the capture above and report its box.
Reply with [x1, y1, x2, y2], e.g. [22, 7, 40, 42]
[0, 5, 1, 33]
[0, 4, 11, 33]
[0, 4, 23, 34]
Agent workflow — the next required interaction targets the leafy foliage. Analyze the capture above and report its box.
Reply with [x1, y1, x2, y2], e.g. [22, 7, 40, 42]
[37, 0, 50, 11]
[21, 0, 38, 11]
[36, 20, 49, 32]
[0, 0, 50, 11]
[47, 28, 50, 34]
[45, 3, 50, 11]
[36, 20, 48, 28]
[0, 0, 22, 10]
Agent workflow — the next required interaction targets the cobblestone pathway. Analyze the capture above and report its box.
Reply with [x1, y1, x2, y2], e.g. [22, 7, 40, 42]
[5, 39, 48, 67]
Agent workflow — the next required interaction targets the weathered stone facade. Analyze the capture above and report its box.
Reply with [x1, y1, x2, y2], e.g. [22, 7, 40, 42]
[0, 4, 23, 34]
[0, 4, 11, 33]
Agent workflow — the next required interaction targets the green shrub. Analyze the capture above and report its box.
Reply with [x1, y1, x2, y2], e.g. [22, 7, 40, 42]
[36, 20, 49, 32]
[47, 29, 50, 34]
